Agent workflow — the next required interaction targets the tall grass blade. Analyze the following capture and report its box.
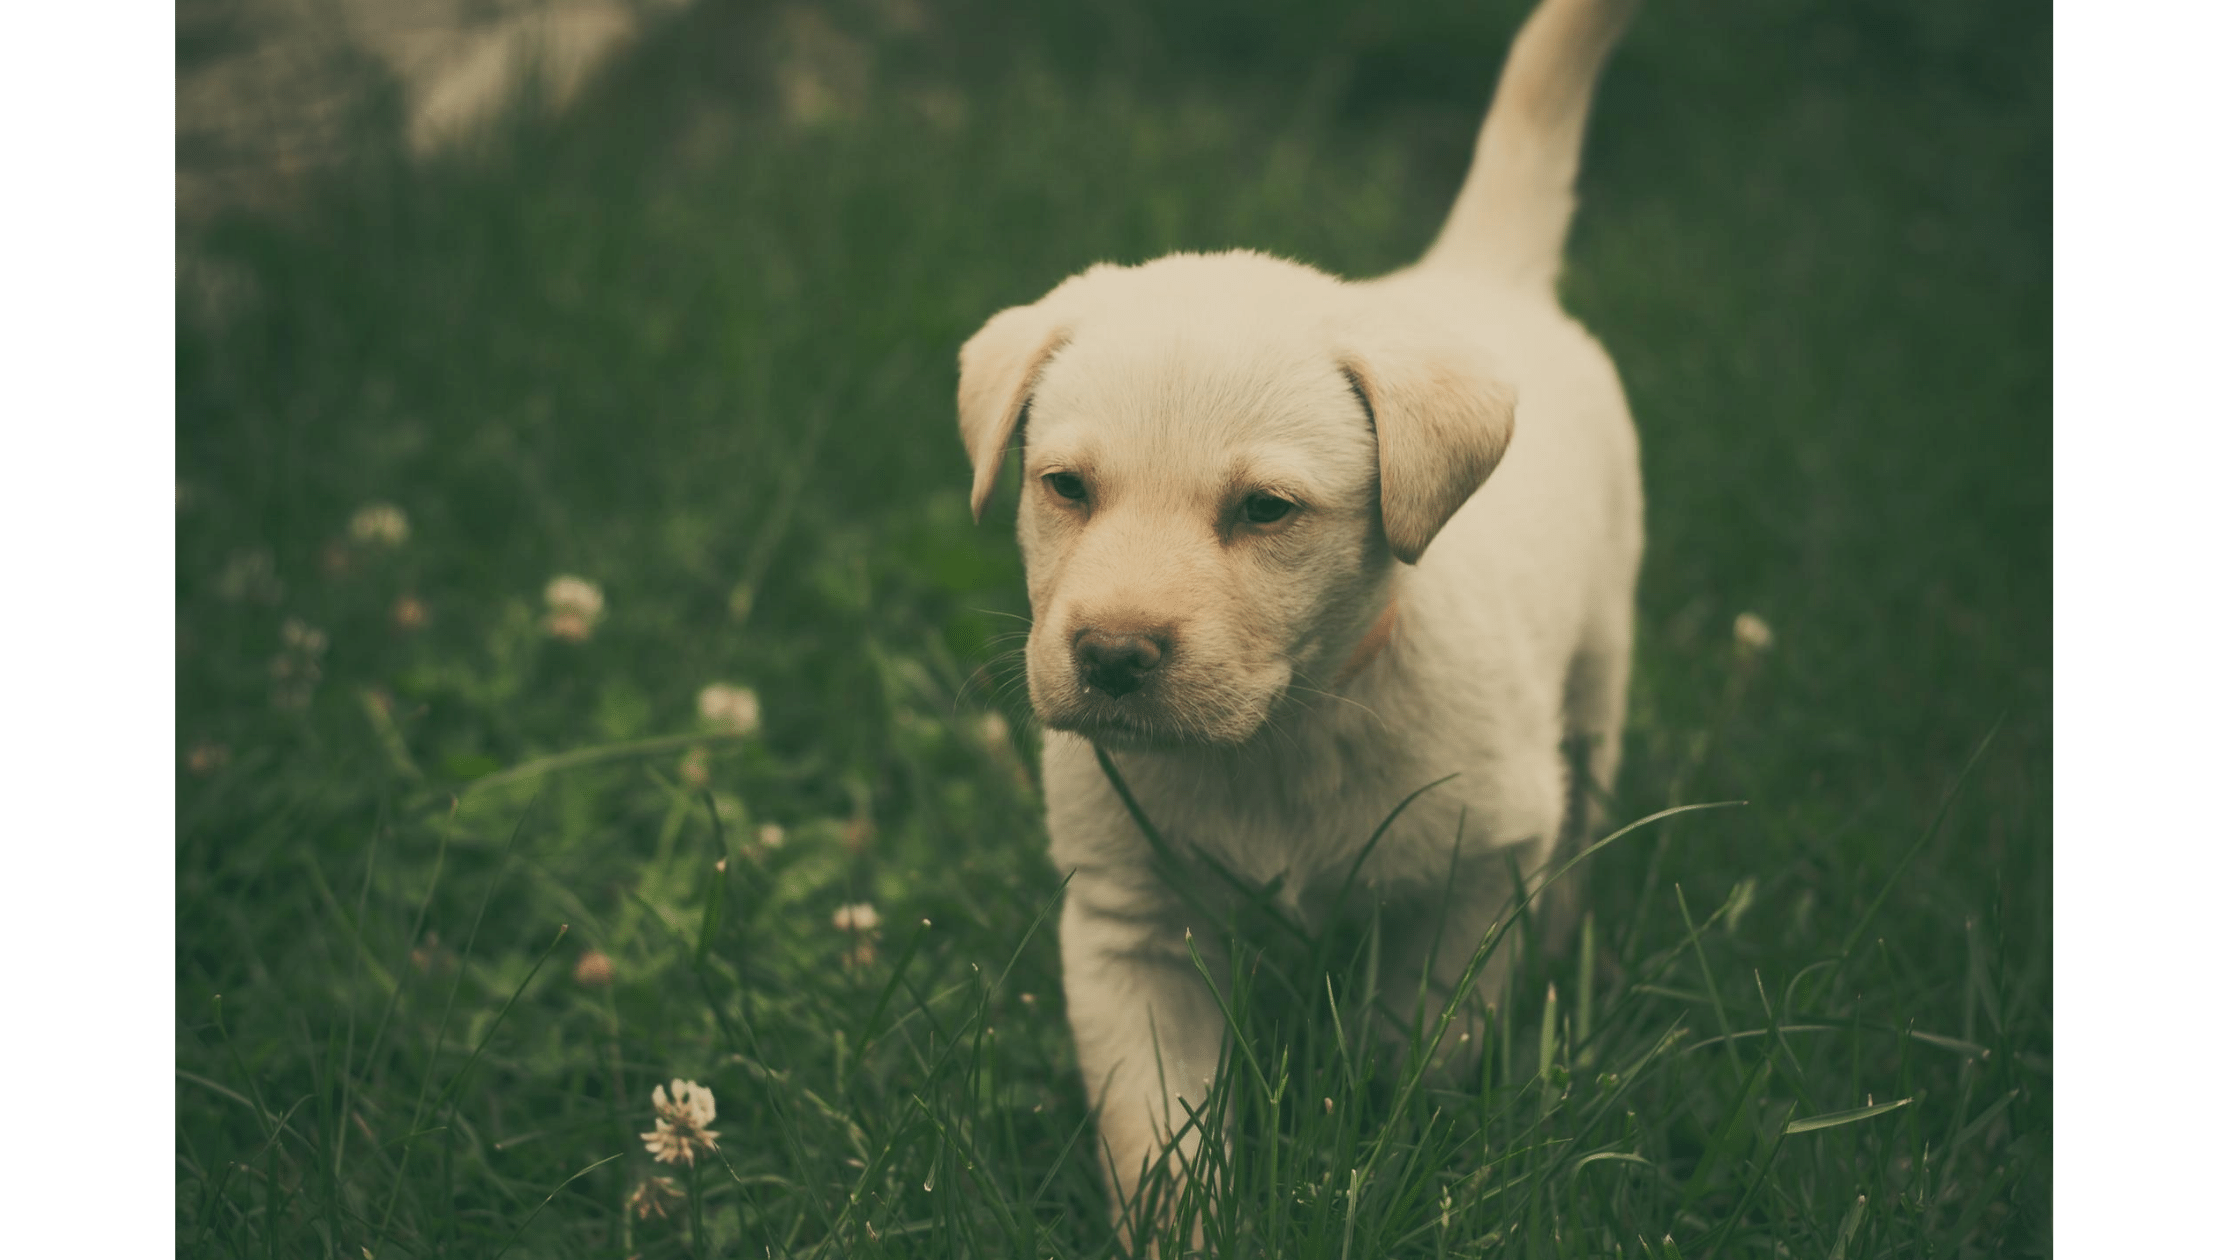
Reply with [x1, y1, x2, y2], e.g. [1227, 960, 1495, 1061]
[492, 1152, 623, 1257]
[1827, 1193, 1868, 1260]
[1784, 1097, 1912, 1136]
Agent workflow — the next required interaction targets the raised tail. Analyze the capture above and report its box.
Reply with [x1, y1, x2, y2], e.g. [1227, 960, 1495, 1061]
[1418, 0, 1639, 290]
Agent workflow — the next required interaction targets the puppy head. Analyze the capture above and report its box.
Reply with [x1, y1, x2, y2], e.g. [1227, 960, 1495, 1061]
[958, 252, 1515, 750]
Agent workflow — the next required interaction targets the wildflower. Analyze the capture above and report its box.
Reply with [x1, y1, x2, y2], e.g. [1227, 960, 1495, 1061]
[840, 814, 875, 852]
[628, 1176, 683, 1220]
[545, 609, 594, 642]
[410, 932, 452, 974]
[321, 539, 355, 577]
[572, 949, 615, 987]
[392, 595, 430, 632]
[1733, 611, 1774, 656]
[185, 741, 231, 776]
[545, 574, 605, 618]
[216, 548, 283, 604]
[349, 502, 411, 547]
[543, 574, 606, 642]
[281, 618, 328, 654]
[755, 822, 785, 849]
[832, 901, 882, 969]
[678, 746, 711, 789]
[696, 683, 761, 735]
[641, 1079, 721, 1166]
[271, 618, 329, 709]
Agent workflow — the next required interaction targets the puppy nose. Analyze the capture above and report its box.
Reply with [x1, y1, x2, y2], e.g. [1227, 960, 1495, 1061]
[1074, 628, 1166, 698]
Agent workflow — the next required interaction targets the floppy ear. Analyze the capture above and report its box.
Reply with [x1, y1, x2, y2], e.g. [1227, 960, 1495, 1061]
[1340, 337, 1517, 564]
[958, 301, 1073, 522]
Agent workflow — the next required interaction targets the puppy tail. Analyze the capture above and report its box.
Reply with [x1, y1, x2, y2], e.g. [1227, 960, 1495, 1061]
[1418, 0, 1639, 291]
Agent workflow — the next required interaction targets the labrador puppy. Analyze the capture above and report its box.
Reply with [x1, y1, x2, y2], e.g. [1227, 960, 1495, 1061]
[955, 0, 1643, 1225]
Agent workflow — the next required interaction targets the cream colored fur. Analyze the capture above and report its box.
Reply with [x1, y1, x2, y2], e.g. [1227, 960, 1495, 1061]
[955, 0, 1643, 1227]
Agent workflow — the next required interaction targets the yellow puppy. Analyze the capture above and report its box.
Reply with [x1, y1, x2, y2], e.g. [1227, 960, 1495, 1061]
[957, 0, 1644, 1227]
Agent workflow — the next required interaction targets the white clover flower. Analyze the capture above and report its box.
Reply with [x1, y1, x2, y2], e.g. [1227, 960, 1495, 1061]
[756, 822, 785, 849]
[544, 574, 606, 618]
[696, 683, 762, 735]
[1733, 611, 1775, 655]
[641, 1079, 721, 1166]
[629, 1176, 683, 1220]
[392, 594, 430, 632]
[280, 618, 329, 655]
[832, 902, 881, 933]
[543, 574, 606, 641]
[217, 548, 283, 604]
[271, 619, 329, 709]
[349, 502, 411, 547]
[678, 746, 711, 789]
[977, 710, 1010, 753]
[572, 949, 615, 987]
[544, 609, 594, 642]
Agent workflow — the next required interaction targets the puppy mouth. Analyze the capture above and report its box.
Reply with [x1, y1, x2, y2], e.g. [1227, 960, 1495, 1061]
[1041, 700, 1234, 752]
[1032, 670, 1284, 751]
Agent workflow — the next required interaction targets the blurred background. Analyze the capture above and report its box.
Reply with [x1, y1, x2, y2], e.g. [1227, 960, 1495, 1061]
[176, 0, 2049, 1254]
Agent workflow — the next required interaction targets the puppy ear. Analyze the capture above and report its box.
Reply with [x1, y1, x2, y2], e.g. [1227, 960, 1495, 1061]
[1341, 339, 1517, 564]
[958, 301, 1072, 522]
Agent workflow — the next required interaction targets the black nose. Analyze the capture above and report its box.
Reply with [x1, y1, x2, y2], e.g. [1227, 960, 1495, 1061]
[1075, 628, 1165, 698]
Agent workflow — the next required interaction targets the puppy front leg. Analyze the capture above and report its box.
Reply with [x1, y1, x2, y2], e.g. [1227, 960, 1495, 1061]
[1060, 879, 1228, 1240]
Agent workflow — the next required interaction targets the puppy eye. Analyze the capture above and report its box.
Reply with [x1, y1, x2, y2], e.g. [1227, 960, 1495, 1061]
[1242, 493, 1294, 524]
[1045, 472, 1088, 501]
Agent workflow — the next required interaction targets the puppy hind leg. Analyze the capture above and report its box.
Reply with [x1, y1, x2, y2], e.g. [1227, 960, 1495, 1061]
[1534, 726, 1609, 954]
[1546, 627, 1633, 954]
[1373, 869, 1532, 1080]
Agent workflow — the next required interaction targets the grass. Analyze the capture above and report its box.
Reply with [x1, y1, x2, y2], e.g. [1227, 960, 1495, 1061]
[174, 0, 2050, 1255]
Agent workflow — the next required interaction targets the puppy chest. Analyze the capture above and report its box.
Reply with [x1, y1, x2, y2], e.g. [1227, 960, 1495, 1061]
[1132, 770, 1557, 910]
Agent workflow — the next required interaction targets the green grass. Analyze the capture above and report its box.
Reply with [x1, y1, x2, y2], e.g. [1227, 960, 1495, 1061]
[175, 0, 2050, 1255]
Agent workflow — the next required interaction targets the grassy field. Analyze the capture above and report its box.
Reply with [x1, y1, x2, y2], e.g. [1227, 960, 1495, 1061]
[174, 0, 2051, 1255]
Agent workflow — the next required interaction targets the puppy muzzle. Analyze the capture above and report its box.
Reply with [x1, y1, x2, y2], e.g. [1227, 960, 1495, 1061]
[1074, 626, 1168, 698]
